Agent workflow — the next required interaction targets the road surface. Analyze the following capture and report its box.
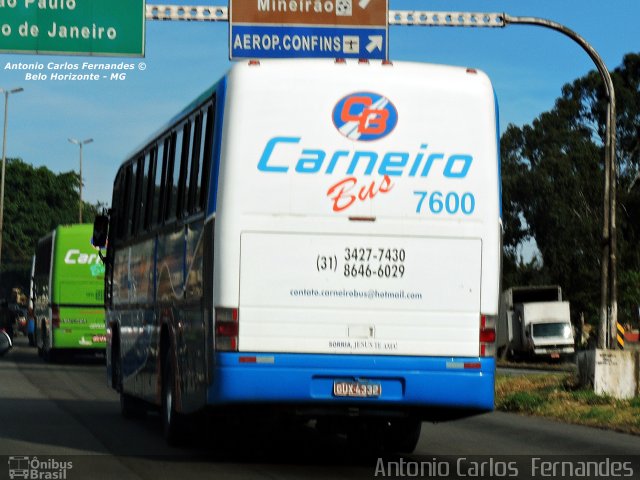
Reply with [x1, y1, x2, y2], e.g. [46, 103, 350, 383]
[1, 337, 639, 480]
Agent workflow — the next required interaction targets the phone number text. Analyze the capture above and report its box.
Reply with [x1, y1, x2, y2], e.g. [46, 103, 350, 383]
[317, 247, 406, 279]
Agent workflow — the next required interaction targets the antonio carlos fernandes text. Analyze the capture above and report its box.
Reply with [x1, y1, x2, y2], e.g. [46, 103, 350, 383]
[374, 457, 635, 478]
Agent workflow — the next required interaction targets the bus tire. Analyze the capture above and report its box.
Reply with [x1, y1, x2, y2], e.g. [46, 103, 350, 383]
[162, 351, 186, 446]
[37, 323, 46, 357]
[347, 417, 422, 455]
[383, 417, 422, 453]
[43, 346, 58, 363]
[346, 419, 385, 456]
[113, 342, 147, 419]
[121, 393, 146, 419]
[41, 326, 56, 362]
[112, 341, 122, 392]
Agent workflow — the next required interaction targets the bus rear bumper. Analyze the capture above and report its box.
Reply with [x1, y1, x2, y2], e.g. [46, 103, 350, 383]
[207, 353, 494, 413]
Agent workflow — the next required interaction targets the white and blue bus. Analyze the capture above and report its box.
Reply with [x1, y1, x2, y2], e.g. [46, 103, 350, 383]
[95, 59, 501, 452]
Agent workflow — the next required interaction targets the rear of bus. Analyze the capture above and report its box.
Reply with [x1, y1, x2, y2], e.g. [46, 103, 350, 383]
[211, 61, 501, 427]
[50, 224, 106, 353]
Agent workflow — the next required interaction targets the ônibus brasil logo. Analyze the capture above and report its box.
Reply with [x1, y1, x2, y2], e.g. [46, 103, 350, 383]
[332, 92, 398, 142]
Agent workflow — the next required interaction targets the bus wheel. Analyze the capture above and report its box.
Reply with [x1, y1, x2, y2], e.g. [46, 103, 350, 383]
[121, 393, 147, 419]
[347, 418, 422, 455]
[114, 343, 146, 419]
[162, 353, 186, 446]
[37, 324, 45, 357]
[44, 346, 58, 363]
[41, 327, 56, 362]
[112, 342, 122, 392]
[383, 417, 422, 453]
[346, 420, 385, 456]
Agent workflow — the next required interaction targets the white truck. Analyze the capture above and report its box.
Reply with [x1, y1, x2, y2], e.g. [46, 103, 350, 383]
[498, 286, 575, 360]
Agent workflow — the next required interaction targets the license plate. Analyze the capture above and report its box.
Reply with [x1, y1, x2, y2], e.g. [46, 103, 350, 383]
[333, 381, 382, 398]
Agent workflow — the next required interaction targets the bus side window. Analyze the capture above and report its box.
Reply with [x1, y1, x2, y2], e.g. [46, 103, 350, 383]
[138, 152, 152, 233]
[117, 164, 133, 242]
[165, 126, 185, 222]
[34, 237, 52, 282]
[111, 171, 123, 244]
[154, 139, 168, 227]
[131, 155, 145, 237]
[143, 147, 157, 232]
[126, 161, 138, 240]
[164, 131, 176, 222]
[178, 121, 193, 218]
[187, 113, 203, 215]
[199, 103, 215, 211]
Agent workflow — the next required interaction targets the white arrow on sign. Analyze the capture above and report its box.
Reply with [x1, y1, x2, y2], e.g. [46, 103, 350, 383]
[359, 0, 371, 9]
[366, 35, 383, 53]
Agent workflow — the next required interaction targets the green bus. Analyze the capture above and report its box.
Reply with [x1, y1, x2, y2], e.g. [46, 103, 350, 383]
[34, 224, 106, 360]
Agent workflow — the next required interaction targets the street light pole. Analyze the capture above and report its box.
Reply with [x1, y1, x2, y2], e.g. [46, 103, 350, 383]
[390, 10, 618, 349]
[499, 14, 618, 349]
[68, 138, 93, 223]
[0, 87, 24, 276]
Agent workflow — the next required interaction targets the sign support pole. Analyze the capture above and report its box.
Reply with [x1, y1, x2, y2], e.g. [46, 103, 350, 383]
[500, 15, 617, 350]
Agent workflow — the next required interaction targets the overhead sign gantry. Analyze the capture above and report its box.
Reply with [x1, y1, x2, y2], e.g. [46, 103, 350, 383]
[228, 0, 388, 59]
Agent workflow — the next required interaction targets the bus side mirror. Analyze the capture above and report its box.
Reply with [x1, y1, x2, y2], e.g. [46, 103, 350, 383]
[92, 214, 109, 249]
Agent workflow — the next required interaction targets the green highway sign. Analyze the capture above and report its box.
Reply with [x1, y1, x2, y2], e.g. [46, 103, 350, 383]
[0, 0, 145, 57]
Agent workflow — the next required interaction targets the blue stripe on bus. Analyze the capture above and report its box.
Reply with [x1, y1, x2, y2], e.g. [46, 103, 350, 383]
[207, 353, 494, 411]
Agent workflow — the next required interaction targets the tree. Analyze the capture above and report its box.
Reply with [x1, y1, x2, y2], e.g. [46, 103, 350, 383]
[0, 158, 101, 296]
[502, 52, 640, 327]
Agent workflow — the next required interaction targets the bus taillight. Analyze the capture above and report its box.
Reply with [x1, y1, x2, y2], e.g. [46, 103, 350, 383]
[480, 314, 496, 357]
[52, 305, 61, 329]
[215, 308, 238, 352]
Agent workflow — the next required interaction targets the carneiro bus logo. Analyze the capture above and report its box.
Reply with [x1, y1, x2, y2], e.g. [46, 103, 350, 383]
[332, 92, 398, 141]
[257, 91, 475, 213]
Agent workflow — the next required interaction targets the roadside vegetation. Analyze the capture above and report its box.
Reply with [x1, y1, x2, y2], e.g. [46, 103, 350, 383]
[0, 158, 103, 296]
[496, 373, 640, 435]
[501, 52, 640, 333]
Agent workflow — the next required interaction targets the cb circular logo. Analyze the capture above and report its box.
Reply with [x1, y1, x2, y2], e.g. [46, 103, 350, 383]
[332, 92, 398, 141]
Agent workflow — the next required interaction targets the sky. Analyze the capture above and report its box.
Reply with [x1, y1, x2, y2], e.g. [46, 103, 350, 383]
[0, 0, 638, 205]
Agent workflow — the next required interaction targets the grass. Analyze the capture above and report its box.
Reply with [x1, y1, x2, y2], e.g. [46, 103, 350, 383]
[495, 373, 640, 435]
